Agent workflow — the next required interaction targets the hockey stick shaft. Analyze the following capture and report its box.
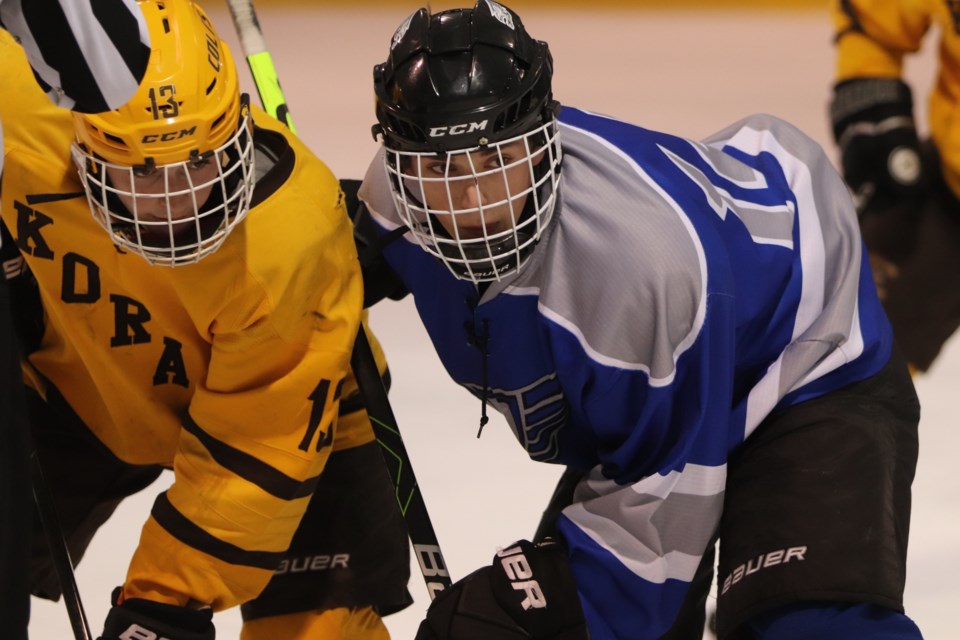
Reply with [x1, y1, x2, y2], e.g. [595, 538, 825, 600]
[222, 0, 452, 599]
[224, 0, 295, 132]
[31, 451, 92, 640]
[1, 285, 33, 638]
[350, 327, 453, 598]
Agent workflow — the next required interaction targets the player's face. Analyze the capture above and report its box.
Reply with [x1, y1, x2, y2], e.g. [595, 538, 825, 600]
[105, 159, 220, 235]
[413, 140, 544, 240]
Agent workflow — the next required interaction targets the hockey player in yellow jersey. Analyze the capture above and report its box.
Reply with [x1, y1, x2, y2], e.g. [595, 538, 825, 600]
[830, 0, 960, 373]
[0, 1, 409, 638]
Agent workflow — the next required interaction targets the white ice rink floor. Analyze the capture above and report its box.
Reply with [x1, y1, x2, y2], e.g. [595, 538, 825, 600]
[26, 3, 959, 638]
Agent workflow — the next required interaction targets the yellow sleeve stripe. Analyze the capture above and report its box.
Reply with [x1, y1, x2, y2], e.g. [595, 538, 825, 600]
[182, 413, 321, 500]
[151, 492, 284, 570]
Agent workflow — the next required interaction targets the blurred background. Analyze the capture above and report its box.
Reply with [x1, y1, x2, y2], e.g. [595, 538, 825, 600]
[26, 0, 958, 638]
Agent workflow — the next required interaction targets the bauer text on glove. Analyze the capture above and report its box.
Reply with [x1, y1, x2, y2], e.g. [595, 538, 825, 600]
[415, 538, 588, 640]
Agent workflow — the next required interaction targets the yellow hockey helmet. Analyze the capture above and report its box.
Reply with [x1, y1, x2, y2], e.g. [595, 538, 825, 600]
[70, 0, 256, 267]
[73, 0, 241, 167]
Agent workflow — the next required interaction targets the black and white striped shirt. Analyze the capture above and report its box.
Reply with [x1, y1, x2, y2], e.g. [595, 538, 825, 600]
[0, 0, 149, 112]
[0, 0, 150, 247]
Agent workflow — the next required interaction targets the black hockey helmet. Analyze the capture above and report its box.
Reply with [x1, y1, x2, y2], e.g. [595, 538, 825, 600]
[372, 0, 560, 153]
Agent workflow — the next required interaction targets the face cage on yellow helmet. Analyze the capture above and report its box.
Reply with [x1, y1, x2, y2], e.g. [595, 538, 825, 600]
[383, 120, 562, 284]
[71, 109, 255, 267]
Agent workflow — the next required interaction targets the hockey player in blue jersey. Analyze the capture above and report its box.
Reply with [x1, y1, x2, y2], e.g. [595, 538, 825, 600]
[354, 2, 924, 638]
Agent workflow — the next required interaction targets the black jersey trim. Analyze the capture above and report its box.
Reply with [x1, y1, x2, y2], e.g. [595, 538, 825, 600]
[338, 391, 365, 416]
[25, 191, 86, 205]
[835, 0, 865, 43]
[338, 368, 391, 416]
[249, 127, 295, 208]
[181, 413, 321, 500]
[151, 492, 284, 570]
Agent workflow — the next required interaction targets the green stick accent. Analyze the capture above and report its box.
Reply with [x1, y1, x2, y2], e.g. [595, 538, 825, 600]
[247, 51, 296, 133]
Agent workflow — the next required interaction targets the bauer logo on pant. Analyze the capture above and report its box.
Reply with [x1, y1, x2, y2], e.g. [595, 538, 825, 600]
[720, 545, 807, 595]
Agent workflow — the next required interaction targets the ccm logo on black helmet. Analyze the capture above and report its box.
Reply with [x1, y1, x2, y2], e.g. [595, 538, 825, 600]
[428, 120, 488, 137]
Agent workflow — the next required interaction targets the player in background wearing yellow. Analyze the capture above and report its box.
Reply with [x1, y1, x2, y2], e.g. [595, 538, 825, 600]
[0, 1, 409, 638]
[830, 0, 960, 373]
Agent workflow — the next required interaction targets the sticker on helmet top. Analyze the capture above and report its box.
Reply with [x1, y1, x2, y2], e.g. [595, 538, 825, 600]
[484, 0, 515, 30]
[392, 10, 416, 49]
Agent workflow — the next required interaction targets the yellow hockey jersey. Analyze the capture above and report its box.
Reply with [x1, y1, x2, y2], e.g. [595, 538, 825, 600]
[833, 0, 960, 198]
[0, 32, 375, 610]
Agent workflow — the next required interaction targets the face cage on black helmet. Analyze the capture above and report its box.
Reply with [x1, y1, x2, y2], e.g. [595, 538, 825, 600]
[71, 111, 256, 267]
[383, 120, 562, 284]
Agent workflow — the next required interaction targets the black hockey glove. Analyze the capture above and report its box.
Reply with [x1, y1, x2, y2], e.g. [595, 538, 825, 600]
[98, 587, 215, 640]
[829, 78, 925, 212]
[415, 539, 589, 640]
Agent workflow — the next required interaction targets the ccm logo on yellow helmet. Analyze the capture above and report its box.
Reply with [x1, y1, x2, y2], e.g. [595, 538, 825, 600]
[141, 127, 198, 143]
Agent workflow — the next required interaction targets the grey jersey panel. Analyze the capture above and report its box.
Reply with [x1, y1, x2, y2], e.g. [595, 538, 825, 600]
[701, 115, 866, 433]
[513, 124, 705, 384]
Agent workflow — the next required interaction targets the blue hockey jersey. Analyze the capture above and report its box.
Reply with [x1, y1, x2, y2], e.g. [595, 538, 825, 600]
[359, 106, 893, 639]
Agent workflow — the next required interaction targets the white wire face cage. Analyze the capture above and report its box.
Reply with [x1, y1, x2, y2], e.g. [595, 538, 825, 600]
[71, 113, 256, 267]
[384, 120, 562, 284]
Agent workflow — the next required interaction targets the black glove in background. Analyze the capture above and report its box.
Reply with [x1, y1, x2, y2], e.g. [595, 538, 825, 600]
[830, 77, 930, 267]
[830, 77, 925, 209]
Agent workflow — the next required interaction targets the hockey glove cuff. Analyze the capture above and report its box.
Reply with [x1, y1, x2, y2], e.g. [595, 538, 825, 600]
[829, 78, 924, 210]
[415, 538, 588, 640]
[98, 587, 215, 640]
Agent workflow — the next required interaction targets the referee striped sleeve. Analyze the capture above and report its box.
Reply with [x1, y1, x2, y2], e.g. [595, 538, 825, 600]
[0, 0, 149, 112]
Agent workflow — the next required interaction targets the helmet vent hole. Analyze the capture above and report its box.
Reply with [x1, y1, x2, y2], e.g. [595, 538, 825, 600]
[162, 18, 170, 34]
[104, 132, 124, 145]
[388, 114, 423, 143]
[206, 78, 217, 95]
[518, 92, 532, 120]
